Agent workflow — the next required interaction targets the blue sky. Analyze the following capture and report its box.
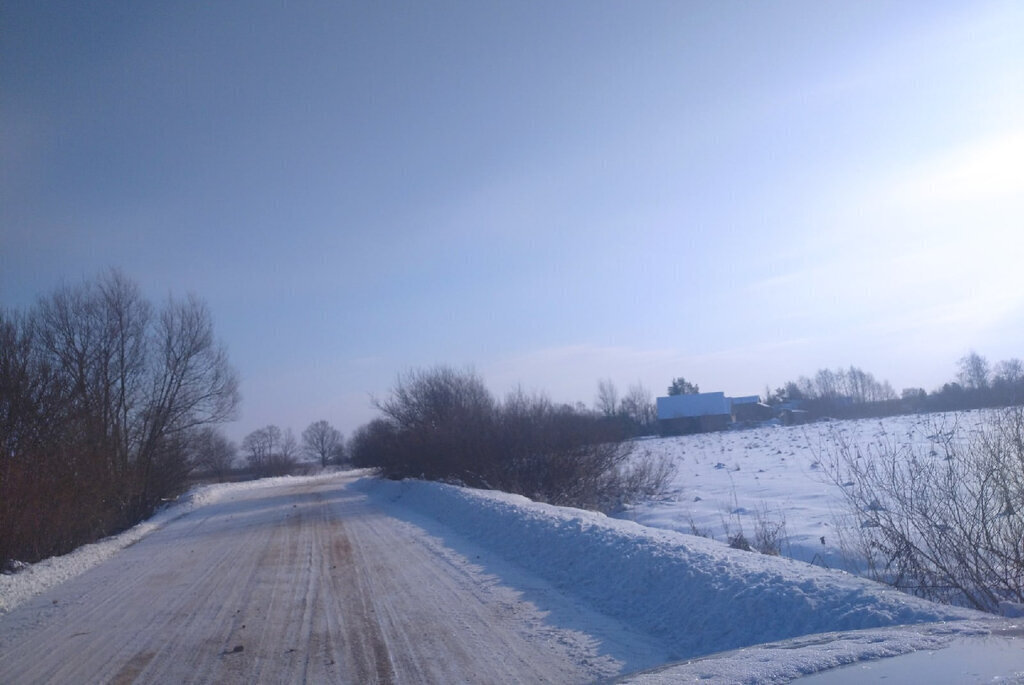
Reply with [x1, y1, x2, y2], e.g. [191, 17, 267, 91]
[2, 1, 1022, 441]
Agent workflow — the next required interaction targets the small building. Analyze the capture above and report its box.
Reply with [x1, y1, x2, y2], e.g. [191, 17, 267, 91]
[730, 395, 774, 423]
[657, 392, 733, 435]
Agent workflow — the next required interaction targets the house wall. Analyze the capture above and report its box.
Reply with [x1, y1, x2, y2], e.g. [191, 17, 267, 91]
[656, 392, 731, 420]
[657, 392, 774, 434]
[698, 414, 731, 432]
[733, 402, 774, 423]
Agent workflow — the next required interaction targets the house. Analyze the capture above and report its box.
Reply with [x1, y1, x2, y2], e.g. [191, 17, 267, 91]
[657, 392, 774, 434]
[657, 392, 733, 435]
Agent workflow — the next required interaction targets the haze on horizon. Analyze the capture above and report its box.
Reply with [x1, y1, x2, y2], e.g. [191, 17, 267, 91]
[2, 1, 1022, 440]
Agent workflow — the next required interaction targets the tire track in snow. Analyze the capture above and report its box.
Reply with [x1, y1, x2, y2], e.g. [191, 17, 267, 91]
[0, 475, 620, 683]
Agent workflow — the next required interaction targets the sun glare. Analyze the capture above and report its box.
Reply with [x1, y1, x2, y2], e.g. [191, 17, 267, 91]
[893, 129, 1024, 208]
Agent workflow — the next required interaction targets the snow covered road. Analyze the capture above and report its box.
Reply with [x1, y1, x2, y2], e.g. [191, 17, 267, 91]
[0, 474, 621, 684]
[1, 469, 1013, 684]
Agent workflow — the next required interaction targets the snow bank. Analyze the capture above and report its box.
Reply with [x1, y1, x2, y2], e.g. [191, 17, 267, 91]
[353, 477, 983, 662]
[621, 623, 1013, 684]
[0, 472, 349, 614]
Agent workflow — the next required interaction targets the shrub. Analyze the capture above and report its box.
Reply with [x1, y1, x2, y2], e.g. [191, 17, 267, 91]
[350, 418, 401, 472]
[373, 366, 498, 484]
[824, 407, 1024, 612]
[753, 505, 788, 556]
[353, 367, 675, 512]
[728, 532, 753, 552]
[493, 390, 641, 510]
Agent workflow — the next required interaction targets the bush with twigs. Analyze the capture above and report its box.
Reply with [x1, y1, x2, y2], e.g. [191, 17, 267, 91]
[350, 366, 675, 512]
[823, 407, 1024, 613]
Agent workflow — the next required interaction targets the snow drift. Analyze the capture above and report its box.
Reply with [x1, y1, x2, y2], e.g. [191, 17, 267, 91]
[353, 476, 982, 661]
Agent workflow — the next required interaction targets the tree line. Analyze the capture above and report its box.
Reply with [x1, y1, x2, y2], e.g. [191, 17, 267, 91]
[234, 420, 347, 478]
[349, 367, 674, 512]
[5, 271, 1019, 571]
[1, 271, 239, 566]
[763, 353, 1024, 421]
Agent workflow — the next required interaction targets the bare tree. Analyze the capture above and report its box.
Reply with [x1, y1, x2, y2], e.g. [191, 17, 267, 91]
[842, 366, 895, 403]
[0, 309, 65, 465]
[2, 271, 239, 565]
[958, 350, 990, 390]
[35, 271, 152, 483]
[302, 420, 343, 468]
[595, 378, 619, 417]
[134, 293, 239, 511]
[189, 427, 237, 481]
[0, 309, 73, 565]
[814, 368, 839, 401]
[331, 441, 348, 465]
[242, 425, 281, 473]
[33, 270, 239, 519]
[242, 425, 298, 477]
[280, 428, 299, 463]
[621, 382, 656, 430]
[242, 426, 273, 465]
[993, 358, 1024, 404]
[994, 358, 1023, 386]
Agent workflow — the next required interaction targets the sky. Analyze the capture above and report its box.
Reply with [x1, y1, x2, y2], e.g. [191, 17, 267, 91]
[2, 1, 1023, 442]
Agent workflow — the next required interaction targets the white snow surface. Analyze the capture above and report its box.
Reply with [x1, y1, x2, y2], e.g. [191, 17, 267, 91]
[617, 410, 993, 573]
[620, 624, 1024, 684]
[3, 415, 1020, 681]
[351, 476, 985, 667]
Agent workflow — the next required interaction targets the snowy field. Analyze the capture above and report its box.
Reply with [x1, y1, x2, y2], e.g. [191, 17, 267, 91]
[618, 410, 991, 573]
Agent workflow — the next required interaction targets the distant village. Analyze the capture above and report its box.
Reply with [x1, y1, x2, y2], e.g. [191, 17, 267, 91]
[654, 354, 1024, 436]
